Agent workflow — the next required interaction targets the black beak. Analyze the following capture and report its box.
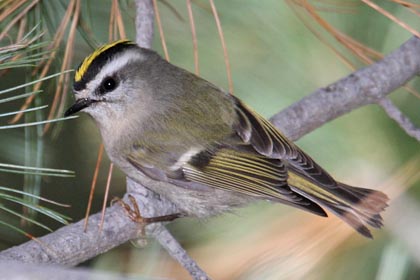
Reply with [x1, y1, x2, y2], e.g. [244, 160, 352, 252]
[64, 98, 97, 117]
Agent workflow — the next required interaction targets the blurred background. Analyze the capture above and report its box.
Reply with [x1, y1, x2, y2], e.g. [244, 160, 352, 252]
[1, 0, 420, 279]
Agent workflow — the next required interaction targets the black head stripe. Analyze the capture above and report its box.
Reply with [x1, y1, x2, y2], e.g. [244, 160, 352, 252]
[73, 40, 137, 91]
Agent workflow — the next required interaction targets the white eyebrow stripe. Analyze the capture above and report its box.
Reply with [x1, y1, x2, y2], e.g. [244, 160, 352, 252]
[85, 50, 144, 93]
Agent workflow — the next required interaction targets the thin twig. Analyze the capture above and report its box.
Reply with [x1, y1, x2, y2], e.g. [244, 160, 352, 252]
[378, 98, 420, 141]
[153, 224, 210, 280]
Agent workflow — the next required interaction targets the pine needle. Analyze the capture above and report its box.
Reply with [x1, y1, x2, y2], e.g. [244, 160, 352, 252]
[153, 0, 170, 61]
[209, 0, 234, 94]
[187, 0, 199, 75]
[84, 144, 104, 232]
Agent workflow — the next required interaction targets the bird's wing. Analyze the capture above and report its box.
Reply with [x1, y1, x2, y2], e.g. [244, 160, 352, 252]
[182, 147, 327, 216]
[232, 96, 337, 188]
[126, 141, 327, 216]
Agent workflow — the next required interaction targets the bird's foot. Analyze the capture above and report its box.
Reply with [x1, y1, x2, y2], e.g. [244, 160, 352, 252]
[112, 194, 182, 225]
[112, 194, 183, 247]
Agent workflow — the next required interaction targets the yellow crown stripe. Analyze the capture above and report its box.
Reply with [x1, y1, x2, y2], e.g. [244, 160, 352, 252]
[74, 39, 133, 82]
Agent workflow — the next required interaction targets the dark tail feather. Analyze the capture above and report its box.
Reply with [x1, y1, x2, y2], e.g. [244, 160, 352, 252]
[267, 187, 328, 217]
[290, 183, 389, 238]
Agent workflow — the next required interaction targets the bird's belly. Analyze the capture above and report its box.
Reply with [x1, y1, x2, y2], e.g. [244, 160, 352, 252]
[117, 158, 257, 217]
[138, 175, 256, 217]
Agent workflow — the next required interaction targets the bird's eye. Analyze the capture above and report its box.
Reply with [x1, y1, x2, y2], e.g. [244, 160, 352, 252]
[100, 77, 118, 93]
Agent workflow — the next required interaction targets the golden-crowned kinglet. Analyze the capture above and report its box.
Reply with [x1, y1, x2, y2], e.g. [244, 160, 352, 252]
[65, 40, 388, 238]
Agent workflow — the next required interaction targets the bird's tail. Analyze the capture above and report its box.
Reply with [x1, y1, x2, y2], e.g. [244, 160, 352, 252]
[288, 172, 389, 238]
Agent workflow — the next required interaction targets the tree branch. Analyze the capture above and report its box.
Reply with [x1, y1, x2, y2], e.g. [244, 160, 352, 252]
[0, 261, 150, 280]
[0, 198, 140, 265]
[125, 178, 209, 279]
[270, 36, 420, 141]
[133, 1, 210, 278]
[1, 10, 420, 279]
[135, 0, 154, 49]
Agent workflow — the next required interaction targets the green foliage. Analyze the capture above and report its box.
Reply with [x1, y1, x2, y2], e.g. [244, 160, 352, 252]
[0, 28, 73, 241]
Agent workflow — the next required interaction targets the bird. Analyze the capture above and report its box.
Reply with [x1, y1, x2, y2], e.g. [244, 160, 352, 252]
[65, 40, 388, 238]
